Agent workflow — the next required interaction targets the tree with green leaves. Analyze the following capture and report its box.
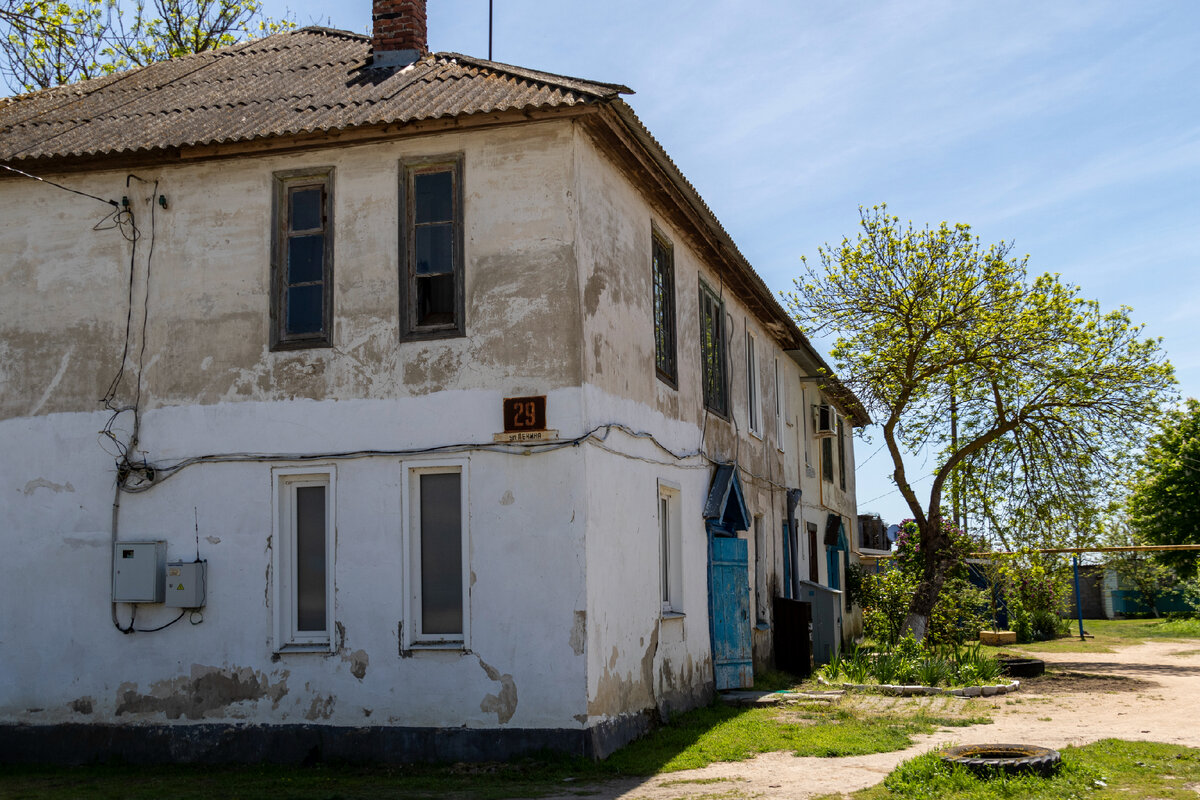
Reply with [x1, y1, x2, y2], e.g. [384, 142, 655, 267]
[1127, 398, 1200, 579]
[785, 205, 1175, 641]
[0, 0, 291, 94]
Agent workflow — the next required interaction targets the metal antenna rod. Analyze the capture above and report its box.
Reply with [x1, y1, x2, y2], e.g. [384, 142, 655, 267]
[488, 0, 493, 60]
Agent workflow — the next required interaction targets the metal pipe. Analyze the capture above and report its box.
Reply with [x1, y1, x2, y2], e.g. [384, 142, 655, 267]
[1074, 555, 1085, 640]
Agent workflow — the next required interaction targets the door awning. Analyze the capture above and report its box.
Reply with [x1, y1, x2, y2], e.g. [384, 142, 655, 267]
[703, 464, 751, 533]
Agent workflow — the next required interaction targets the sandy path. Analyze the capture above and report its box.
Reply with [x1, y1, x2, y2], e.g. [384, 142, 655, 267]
[538, 639, 1200, 800]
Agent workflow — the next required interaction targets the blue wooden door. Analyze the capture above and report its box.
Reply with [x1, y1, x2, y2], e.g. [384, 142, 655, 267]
[710, 536, 752, 690]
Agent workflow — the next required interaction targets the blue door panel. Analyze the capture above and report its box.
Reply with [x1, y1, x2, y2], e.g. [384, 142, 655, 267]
[710, 536, 752, 690]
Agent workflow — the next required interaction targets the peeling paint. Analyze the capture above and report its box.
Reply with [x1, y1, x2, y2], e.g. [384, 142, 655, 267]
[569, 610, 586, 656]
[573, 713, 588, 725]
[588, 627, 659, 718]
[305, 694, 335, 720]
[204, 535, 221, 545]
[115, 665, 287, 720]
[500, 490, 515, 506]
[348, 649, 368, 680]
[477, 657, 518, 725]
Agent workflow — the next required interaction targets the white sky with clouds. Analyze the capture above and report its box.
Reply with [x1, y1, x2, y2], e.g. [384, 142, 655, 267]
[271, 0, 1199, 524]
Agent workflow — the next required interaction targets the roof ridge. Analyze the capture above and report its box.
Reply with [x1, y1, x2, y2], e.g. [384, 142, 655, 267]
[438, 52, 632, 98]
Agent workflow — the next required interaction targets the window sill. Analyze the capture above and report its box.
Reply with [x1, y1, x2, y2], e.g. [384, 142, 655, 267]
[408, 641, 467, 652]
[401, 327, 465, 343]
[271, 338, 333, 353]
[660, 611, 685, 621]
[274, 642, 332, 654]
[749, 429, 763, 441]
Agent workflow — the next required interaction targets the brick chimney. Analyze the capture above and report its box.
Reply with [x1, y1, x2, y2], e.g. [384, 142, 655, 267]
[372, 0, 428, 68]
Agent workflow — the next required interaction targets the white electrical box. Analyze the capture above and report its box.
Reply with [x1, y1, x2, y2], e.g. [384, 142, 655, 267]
[165, 560, 207, 608]
[113, 541, 166, 602]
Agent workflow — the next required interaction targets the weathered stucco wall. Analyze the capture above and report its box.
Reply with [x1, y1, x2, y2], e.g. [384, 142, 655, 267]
[0, 121, 600, 744]
[0, 120, 583, 421]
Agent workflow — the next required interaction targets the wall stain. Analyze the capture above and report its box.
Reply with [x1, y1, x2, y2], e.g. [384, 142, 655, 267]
[68, 696, 94, 715]
[22, 478, 75, 496]
[583, 271, 607, 318]
[569, 610, 586, 656]
[500, 490, 515, 506]
[115, 665, 288, 720]
[477, 656, 518, 725]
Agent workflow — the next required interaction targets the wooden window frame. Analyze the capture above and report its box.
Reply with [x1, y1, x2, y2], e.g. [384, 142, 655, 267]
[838, 417, 847, 490]
[399, 154, 466, 341]
[746, 328, 760, 435]
[699, 281, 728, 417]
[652, 229, 677, 386]
[271, 168, 334, 351]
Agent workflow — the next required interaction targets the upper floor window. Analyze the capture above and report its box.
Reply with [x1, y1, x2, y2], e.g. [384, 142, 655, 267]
[401, 155, 464, 339]
[652, 232, 677, 385]
[838, 417, 848, 490]
[822, 429, 834, 483]
[272, 168, 334, 350]
[699, 282, 727, 416]
[746, 329, 760, 435]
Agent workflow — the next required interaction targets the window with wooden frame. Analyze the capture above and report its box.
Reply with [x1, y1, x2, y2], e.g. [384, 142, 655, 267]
[746, 329, 760, 435]
[652, 231, 677, 385]
[272, 168, 334, 350]
[400, 155, 465, 339]
[699, 282, 728, 416]
[272, 468, 335, 651]
[822, 432, 834, 483]
[837, 417, 847, 490]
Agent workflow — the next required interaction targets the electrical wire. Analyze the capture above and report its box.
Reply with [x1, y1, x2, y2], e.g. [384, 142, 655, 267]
[0, 163, 119, 207]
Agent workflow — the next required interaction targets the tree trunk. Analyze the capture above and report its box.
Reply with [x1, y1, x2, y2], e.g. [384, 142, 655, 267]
[902, 519, 955, 643]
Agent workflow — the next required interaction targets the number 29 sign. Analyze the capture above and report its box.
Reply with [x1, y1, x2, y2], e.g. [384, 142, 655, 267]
[503, 396, 547, 432]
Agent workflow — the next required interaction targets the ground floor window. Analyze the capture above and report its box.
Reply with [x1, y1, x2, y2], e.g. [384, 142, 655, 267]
[273, 467, 335, 651]
[659, 481, 682, 614]
[405, 460, 469, 646]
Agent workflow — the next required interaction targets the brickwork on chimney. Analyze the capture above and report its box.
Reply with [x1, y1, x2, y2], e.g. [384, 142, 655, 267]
[372, 0, 428, 60]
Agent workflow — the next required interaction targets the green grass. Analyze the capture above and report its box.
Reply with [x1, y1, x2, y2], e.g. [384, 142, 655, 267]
[827, 739, 1200, 800]
[977, 617, 1200, 656]
[0, 697, 992, 799]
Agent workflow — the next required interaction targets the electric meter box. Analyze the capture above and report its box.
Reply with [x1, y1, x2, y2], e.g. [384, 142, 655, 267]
[165, 560, 207, 608]
[112, 541, 166, 602]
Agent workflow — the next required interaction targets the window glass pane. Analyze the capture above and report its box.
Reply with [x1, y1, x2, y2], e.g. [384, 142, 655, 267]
[660, 497, 670, 604]
[287, 284, 323, 335]
[290, 187, 323, 232]
[420, 472, 462, 635]
[415, 223, 454, 275]
[295, 485, 326, 632]
[417, 273, 455, 326]
[288, 234, 324, 284]
[653, 239, 675, 379]
[414, 171, 453, 224]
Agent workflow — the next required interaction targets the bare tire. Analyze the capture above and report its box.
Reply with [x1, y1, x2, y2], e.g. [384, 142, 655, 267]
[999, 657, 1045, 678]
[940, 744, 1061, 777]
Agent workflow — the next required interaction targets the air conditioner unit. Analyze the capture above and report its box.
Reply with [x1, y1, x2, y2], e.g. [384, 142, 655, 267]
[813, 404, 837, 438]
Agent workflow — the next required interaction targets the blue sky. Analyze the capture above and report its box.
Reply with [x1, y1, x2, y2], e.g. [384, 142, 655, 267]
[272, 0, 1199, 525]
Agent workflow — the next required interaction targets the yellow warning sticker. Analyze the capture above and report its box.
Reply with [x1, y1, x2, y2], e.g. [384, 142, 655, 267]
[176, 584, 184, 590]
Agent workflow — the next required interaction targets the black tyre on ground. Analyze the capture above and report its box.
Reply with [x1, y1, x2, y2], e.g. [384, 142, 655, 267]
[941, 744, 1061, 777]
[999, 657, 1045, 678]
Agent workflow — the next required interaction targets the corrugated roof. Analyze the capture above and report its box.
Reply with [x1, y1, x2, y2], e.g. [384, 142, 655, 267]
[0, 26, 631, 163]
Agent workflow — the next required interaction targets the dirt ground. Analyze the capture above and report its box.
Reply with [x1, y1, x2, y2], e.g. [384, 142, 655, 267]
[542, 639, 1200, 800]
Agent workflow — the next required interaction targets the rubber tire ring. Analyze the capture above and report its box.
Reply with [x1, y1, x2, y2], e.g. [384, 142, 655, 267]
[999, 657, 1046, 678]
[941, 743, 1061, 777]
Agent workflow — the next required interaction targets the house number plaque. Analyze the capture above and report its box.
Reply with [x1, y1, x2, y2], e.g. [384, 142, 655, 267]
[494, 396, 556, 443]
